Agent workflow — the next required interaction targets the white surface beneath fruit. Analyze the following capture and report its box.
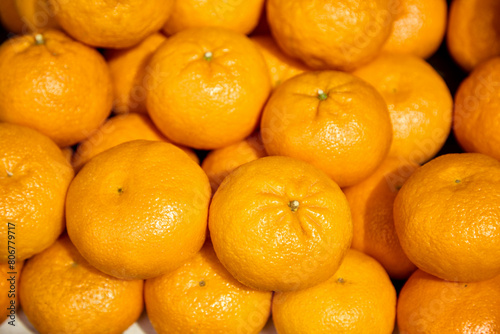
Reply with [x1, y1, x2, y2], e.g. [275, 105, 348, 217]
[0, 309, 278, 334]
[0, 308, 401, 333]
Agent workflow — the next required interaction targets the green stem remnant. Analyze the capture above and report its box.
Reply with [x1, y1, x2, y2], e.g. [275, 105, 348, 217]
[288, 200, 300, 212]
[337, 277, 345, 284]
[117, 188, 124, 194]
[455, 179, 461, 184]
[34, 34, 45, 45]
[203, 51, 213, 61]
[317, 89, 328, 101]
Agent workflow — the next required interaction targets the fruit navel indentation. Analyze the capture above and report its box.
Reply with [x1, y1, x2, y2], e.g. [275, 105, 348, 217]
[203, 51, 213, 61]
[288, 200, 300, 212]
[199, 280, 206, 287]
[34, 34, 45, 45]
[317, 89, 328, 101]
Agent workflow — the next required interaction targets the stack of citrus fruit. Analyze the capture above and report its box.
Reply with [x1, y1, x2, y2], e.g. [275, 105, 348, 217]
[0, 0, 499, 333]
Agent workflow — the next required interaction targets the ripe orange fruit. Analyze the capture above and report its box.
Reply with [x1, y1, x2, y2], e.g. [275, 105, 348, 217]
[0, 123, 74, 263]
[201, 133, 266, 192]
[0, 30, 112, 147]
[398, 269, 500, 334]
[251, 35, 309, 89]
[61, 146, 73, 165]
[147, 27, 271, 150]
[354, 54, 453, 164]
[453, 57, 500, 161]
[343, 158, 418, 279]
[49, 0, 174, 48]
[20, 235, 144, 334]
[106, 33, 166, 115]
[0, 261, 23, 324]
[447, 0, 500, 72]
[394, 153, 500, 282]
[261, 71, 392, 188]
[145, 241, 272, 334]
[209, 156, 352, 292]
[72, 113, 198, 171]
[0, 0, 23, 33]
[163, 0, 265, 35]
[267, 0, 393, 71]
[15, 0, 59, 32]
[382, 0, 447, 59]
[272, 249, 396, 334]
[66, 140, 211, 280]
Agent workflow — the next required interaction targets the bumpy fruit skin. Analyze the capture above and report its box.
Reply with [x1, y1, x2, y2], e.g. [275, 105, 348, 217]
[250, 35, 310, 89]
[267, 0, 393, 71]
[163, 0, 265, 35]
[201, 133, 267, 192]
[447, 0, 500, 72]
[145, 242, 272, 334]
[343, 158, 418, 279]
[209, 156, 353, 292]
[20, 235, 144, 334]
[0, 261, 23, 323]
[398, 270, 500, 334]
[66, 140, 211, 280]
[273, 250, 397, 334]
[0, 123, 74, 263]
[453, 57, 500, 161]
[261, 71, 392, 188]
[354, 53, 453, 164]
[147, 27, 271, 150]
[0, 30, 112, 147]
[106, 33, 167, 115]
[49, 0, 174, 48]
[382, 0, 447, 59]
[15, 0, 60, 32]
[72, 113, 198, 171]
[394, 153, 500, 282]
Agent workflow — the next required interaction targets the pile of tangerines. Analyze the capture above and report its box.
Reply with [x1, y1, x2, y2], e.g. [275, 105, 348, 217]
[0, 0, 499, 333]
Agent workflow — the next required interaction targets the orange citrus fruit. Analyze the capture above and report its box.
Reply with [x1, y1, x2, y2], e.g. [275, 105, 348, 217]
[201, 132, 266, 192]
[251, 35, 309, 89]
[398, 269, 500, 334]
[343, 157, 418, 279]
[272, 249, 396, 334]
[394, 153, 500, 282]
[267, 0, 393, 70]
[49, 0, 174, 48]
[106, 33, 166, 115]
[261, 71, 392, 188]
[15, 0, 59, 32]
[145, 241, 272, 334]
[447, 0, 500, 72]
[20, 235, 144, 334]
[147, 27, 271, 150]
[0, 30, 112, 147]
[0, 261, 23, 324]
[66, 140, 211, 280]
[382, 0, 447, 59]
[453, 57, 500, 161]
[0, 123, 74, 263]
[72, 113, 198, 171]
[209, 156, 352, 292]
[163, 0, 265, 35]
[354, 53, 453, 164]
[0, 0, 23, 33]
